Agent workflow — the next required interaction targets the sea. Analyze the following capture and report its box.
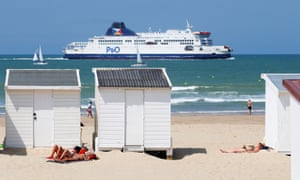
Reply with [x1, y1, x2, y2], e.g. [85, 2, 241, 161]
[1, 54, 300, 117]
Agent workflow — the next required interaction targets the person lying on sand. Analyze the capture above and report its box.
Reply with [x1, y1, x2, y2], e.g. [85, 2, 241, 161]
[46, 144, 87, 160]
[52, 152, 98, 163]
[220, 142, 268, 153]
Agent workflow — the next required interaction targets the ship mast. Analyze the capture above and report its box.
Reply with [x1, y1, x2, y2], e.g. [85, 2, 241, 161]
[186, 20, 193, 32]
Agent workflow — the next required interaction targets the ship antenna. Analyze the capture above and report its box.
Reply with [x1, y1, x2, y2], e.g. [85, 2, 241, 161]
[186, 19, 193, 33]
[186, 19, 193, 30]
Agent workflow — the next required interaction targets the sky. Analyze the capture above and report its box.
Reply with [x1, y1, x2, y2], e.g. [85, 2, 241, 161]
[0, 0, 299, 55]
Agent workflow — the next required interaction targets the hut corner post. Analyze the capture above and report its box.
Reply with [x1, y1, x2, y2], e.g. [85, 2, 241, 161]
[166, 137, 173, 160]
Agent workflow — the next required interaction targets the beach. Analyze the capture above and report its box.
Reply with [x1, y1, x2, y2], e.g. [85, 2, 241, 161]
[0, 114, 290, 180]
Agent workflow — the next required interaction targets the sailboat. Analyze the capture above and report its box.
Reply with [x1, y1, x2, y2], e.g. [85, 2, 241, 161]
[131, 47, 146, 67]
[33, 47, 47, 65]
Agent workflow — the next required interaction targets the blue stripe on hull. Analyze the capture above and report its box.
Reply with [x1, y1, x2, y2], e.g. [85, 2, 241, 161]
[63, 53, 232, 60]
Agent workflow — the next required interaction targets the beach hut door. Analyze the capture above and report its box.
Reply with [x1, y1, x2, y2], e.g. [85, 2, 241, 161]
[33, 91, 54, 147]
[125, 90, 144, 151]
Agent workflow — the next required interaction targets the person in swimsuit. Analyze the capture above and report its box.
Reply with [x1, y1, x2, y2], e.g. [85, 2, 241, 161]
[220, 142, 266, 153]
[59, 152, 98, 162]
[47, 144, 82, 160]
[87, 101, 93, 118]
[247, 99, 253, 115]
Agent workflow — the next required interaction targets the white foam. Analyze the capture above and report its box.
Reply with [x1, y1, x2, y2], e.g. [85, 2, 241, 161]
[208, 91, 238, 95]
[204, 98, 225, 103]
[204, 97, 265, 103]
[12, 58, 32, 60]
[45, 57, 67, 60]
[171, 97, 201, 104]
[172, 86, 198, 91]
[173, 109, 264, 115]
[226, 57, 236, 60]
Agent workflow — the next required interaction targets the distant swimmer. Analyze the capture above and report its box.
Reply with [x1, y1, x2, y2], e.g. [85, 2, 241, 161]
[247, 99, 253, 115]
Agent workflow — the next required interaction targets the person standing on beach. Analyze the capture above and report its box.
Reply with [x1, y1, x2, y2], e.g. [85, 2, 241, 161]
[87, 101, 93, 118]
[247, 99, 253, 115]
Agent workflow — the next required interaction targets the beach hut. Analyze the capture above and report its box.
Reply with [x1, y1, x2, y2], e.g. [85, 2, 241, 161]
[5, 69, 81, 148]
[283, 79, 300, 180]
[92, 68, 172, 156]
[261, 73, 300, 153]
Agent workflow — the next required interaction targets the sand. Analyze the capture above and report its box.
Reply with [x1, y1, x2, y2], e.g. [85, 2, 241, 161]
[0, 114, 290, 180]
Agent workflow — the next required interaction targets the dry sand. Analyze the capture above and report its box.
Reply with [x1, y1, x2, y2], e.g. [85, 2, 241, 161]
[0, 114, 290, 180]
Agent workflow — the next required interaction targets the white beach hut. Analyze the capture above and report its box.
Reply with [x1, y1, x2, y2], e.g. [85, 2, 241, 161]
[5, 69, 81, 148]
[283, 79, 300, 180]
[92, 68, 172, 156]
[261, 73, 300, 153]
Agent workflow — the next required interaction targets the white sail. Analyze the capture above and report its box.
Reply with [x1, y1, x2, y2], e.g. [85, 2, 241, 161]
[131, 47, 146, 67]
[33, 46, 47, 65]
[33, 50, 38, 61]
[38, 46, 44, 62]
[136, 47, 142, 64]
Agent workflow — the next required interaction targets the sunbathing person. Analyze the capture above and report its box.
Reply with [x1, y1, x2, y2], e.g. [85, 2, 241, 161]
[220, 142, 267, 153]
[47, 144, 83, 160]
[53, 152, 98, 163]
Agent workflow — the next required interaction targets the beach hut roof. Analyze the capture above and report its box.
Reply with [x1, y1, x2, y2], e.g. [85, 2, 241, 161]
[261, 73, 300, 92]
[283, 79, 300, 102]
[5, 69, 81, 89]
[93, 68, 172, 88]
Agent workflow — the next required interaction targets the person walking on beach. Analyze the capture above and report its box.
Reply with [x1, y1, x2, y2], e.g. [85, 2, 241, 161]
[87, 101, 93, 118]
[247, 99, 253, 115]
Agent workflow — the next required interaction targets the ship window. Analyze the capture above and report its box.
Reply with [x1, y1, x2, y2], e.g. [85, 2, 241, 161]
[134, 40, 145, 45]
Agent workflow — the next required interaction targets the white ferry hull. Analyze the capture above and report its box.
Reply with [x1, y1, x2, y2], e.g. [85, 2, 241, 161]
[63, 52, 231, 59]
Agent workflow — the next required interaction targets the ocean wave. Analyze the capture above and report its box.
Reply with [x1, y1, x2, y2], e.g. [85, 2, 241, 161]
[204, 97, 265, 103]
[171, 97, 201, 104]
[226, 57, 236, 61]
[171, 95, 265, 104]
[11, 58, 32, 60]
[207, 91, 239, 96]
[45, 57, 67, 60]
[172, 85, 210, 91]
[0, 57, 66, 61]
[172, 91, 198, 95]
[173, 109, 264, 115]
[81, 86, 93, 89]
[172, 86, 198, 91]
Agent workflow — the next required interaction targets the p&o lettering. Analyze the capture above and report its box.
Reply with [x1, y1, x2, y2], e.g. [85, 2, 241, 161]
[106, 46, 120, 53]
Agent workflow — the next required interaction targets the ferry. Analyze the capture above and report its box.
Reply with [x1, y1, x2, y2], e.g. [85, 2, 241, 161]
[63, 21, 232, 60]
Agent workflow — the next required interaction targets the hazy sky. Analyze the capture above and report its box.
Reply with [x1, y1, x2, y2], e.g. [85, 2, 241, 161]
[0, 0, 299, 54]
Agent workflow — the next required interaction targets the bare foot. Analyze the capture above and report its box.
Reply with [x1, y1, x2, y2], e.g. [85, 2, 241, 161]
[219, 149, 228, 153]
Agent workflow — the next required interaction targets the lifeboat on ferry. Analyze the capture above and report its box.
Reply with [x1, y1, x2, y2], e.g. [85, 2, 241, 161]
[200, 31, 211, 35]
[199, 32, 211, 39]
[194, 31, 211, 38]
[194, 31, 211, 35]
